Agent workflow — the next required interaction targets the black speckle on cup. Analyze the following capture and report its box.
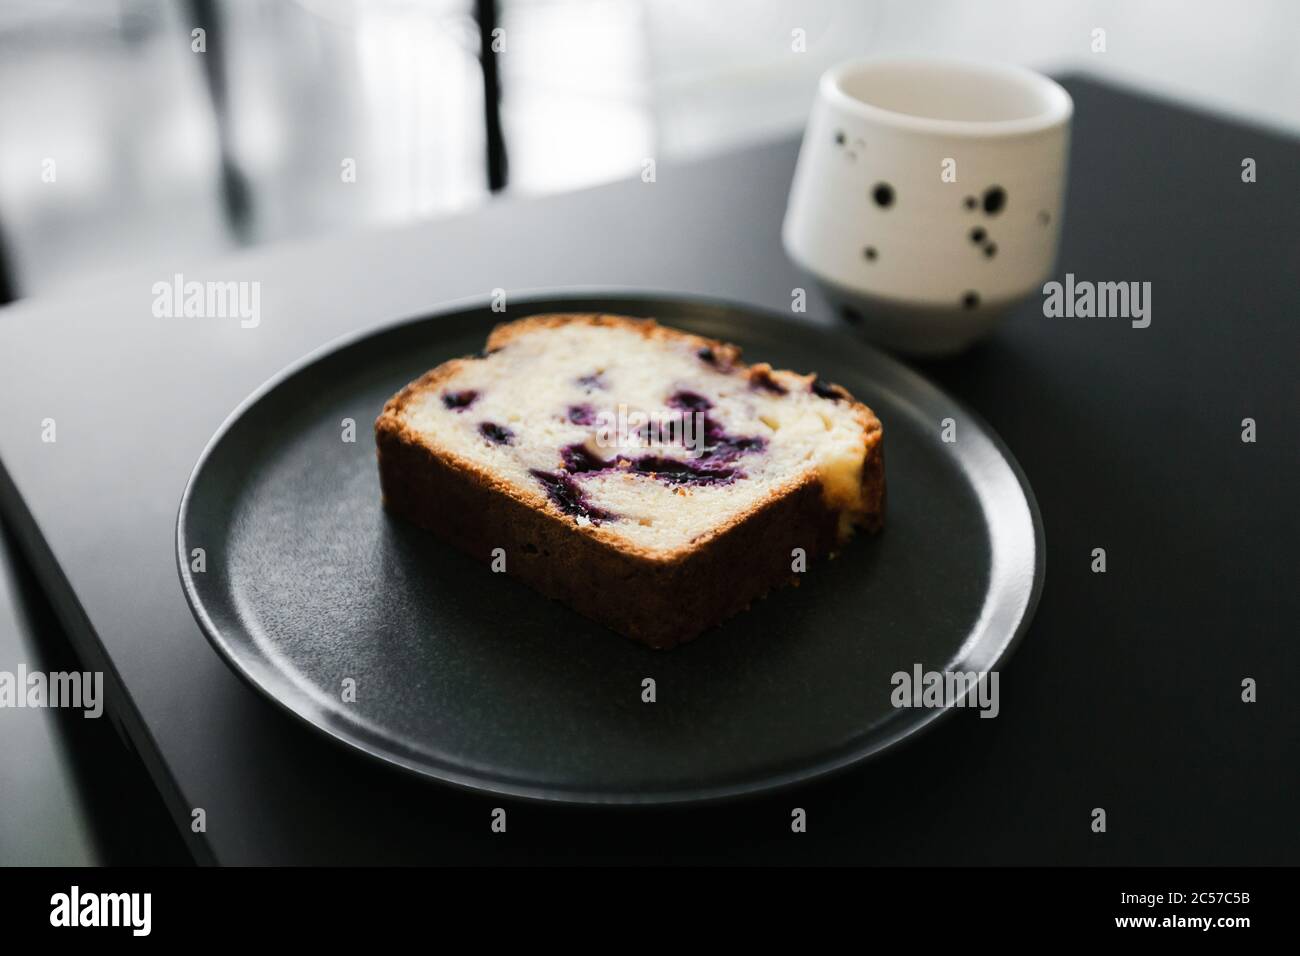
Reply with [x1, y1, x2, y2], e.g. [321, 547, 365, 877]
[872, 183, 894, 208]
[1038, 210, 1051, 226]
[982, 186, 1006, 215]
[962, 292, 980, 310]
[970, 227, 986, 243]
[834, 129, 846, 146]
[863, 246, 878, 261]
[984, 242, 997, 259]
[963, 196, 977, 211]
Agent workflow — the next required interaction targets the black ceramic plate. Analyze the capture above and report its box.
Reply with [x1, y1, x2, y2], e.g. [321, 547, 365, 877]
[177, 292, 1043, 804]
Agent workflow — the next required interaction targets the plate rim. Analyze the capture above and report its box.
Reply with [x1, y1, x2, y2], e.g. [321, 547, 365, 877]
[176, 288, 1046, 806]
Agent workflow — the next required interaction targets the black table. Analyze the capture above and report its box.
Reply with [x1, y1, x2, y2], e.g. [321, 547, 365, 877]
[0, 76, 1296, 865]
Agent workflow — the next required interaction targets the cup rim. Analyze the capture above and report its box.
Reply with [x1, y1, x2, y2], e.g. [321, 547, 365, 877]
[822, 56, 1073, 137]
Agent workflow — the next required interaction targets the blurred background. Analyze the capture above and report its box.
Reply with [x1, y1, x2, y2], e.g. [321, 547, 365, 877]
[1, 0, 1298, 302]
[0, 0, 1297, 864]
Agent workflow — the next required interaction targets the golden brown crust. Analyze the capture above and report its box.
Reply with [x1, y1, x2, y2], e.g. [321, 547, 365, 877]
[375, 313, 884, 648]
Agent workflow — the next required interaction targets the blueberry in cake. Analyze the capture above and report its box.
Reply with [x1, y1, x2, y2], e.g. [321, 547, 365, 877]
[375, 313, 884, 648]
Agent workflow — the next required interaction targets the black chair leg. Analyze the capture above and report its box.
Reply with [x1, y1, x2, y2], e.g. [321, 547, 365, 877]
[187, 0, 254, 241]
[475, 0, 508, 192]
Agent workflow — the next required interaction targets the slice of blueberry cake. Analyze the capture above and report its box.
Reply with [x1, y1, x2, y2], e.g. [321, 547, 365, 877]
[375, 313, 884, 648]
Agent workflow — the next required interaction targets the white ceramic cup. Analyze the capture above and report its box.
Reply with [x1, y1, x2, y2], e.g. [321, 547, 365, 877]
[783, 57, 1073, 356]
